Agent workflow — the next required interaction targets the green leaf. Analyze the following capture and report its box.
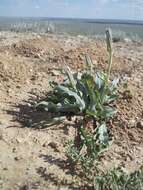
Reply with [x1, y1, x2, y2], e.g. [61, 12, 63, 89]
[58, 104, 80, 113]
[82, 73, 98, 112]
[36, 101, 58, 112]
[103, 94, 117, 104]
[86, 109, 97, 118]
[103, 106, 117, 118]
[110, 78, 119, 91]
[76, 79, 89, 104]
[95, 72, 105, 89]
[64, 66, 77, 91]
[55, 85, 85, 111]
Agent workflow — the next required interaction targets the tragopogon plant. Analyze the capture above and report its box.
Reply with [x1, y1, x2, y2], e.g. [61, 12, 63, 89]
[36, 29, 119, 165]
[37, 29, 118, 123]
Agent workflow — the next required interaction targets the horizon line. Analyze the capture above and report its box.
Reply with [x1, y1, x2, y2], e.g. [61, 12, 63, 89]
[0, 16, 143, 22]
[0, 16, 143, 25]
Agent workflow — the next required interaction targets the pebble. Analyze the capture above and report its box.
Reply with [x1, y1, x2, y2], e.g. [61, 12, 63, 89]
[14, 156, 22, 161]
[48, 142, 60, 152]
[50, 70, 61, 76]
[12, 147, 17, 153]
[129, 119, 136, 127]
[137, 121, 143, 129]
[3, 167, 8, 171]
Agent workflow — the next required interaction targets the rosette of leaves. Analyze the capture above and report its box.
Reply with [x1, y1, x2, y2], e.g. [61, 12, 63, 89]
[36, 29, 118, 123]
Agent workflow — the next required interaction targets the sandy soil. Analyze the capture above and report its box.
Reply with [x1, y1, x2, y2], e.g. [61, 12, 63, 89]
[0, 32, 143, 190]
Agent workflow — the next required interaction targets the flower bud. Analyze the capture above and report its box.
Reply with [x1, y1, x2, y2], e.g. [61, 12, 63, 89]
[106, 29, 112, 53]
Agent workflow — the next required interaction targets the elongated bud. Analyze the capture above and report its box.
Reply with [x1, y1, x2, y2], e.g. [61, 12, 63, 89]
[85, 54, 93, 74]
[106, 29, 112, 53]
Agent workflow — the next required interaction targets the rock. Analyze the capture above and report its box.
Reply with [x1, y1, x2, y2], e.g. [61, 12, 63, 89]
[129, 119, 136, 127]
[64, 55, 70, 59]
[48, 142, 60, 152]
[34, 54, 41, 59]
[16, 85, 21, 89]
[3, 167, 8, 171]
[42, 142, 49, 147]
[19, 185, 29, 190]
[7, 88, 14, 95]
[12, 147, 17, 153]
[50, 70, 61, 76]
[137, 121, 143, 129]
[27, 103, 32, 107]
[14, 156, 22, 161]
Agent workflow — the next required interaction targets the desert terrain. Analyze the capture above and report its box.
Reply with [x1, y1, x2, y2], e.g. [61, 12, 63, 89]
[0, 32, 143, 190]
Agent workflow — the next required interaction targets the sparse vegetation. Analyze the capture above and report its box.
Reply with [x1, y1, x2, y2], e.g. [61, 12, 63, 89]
[94, 166, 143, 190]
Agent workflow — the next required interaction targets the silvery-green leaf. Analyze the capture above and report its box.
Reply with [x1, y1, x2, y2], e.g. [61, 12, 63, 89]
[98, 123, 109, 145]
[58, 104, 80, 113]
[55, 85, 85, 111]
[110, 78, 119, 91]
[76, 80, 89, 104]
[64, 66, 77, 91]
[103, 95, 117, 103]
[36, 101, 58, 112]
[95, 72, 107, 89]
[43, 116, 67, 127]
[86, 109, 97, 118]
[95, 73, 103, 89]
[74, 72, 82, 80]
[104, 106, 117, 118]
[49, 81, 58, 88]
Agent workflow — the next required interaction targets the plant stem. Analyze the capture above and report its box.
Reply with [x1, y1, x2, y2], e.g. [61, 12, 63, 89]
[107, 50, 113, 83]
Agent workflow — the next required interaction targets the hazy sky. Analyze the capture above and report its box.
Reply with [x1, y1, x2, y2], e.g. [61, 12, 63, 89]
[0, 0, 143, 20]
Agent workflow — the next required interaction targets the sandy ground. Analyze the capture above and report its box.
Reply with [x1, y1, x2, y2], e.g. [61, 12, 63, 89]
[0, 32, 143, 190]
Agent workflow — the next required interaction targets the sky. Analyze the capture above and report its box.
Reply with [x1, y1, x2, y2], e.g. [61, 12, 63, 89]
[0, 0, 143, 20]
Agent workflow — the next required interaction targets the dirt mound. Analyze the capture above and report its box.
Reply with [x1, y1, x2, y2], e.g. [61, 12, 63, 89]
[11, 42, 44, 58]
[10, 36, 62, 59]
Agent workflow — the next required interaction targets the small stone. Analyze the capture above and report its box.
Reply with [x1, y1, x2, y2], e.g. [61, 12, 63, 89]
[129, 119, 136, 127]
[50, 70, 61, 76]
[30, 75, 37, 81]
[34, 54, 41, 58]
[7, 88, 13, 94]
[137, 121, 143, 129]
[12, 147, 17, 153]
[3, 167, 8, 170]
[27, 103, 32, 107]
[19, 185, 29, 190]
[14, 156, 22, 161]
[48, 142, 59, 152]
[16, 85, 21, 89]
[42, 142, 48, 147]
[64, 55, 70, 59]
